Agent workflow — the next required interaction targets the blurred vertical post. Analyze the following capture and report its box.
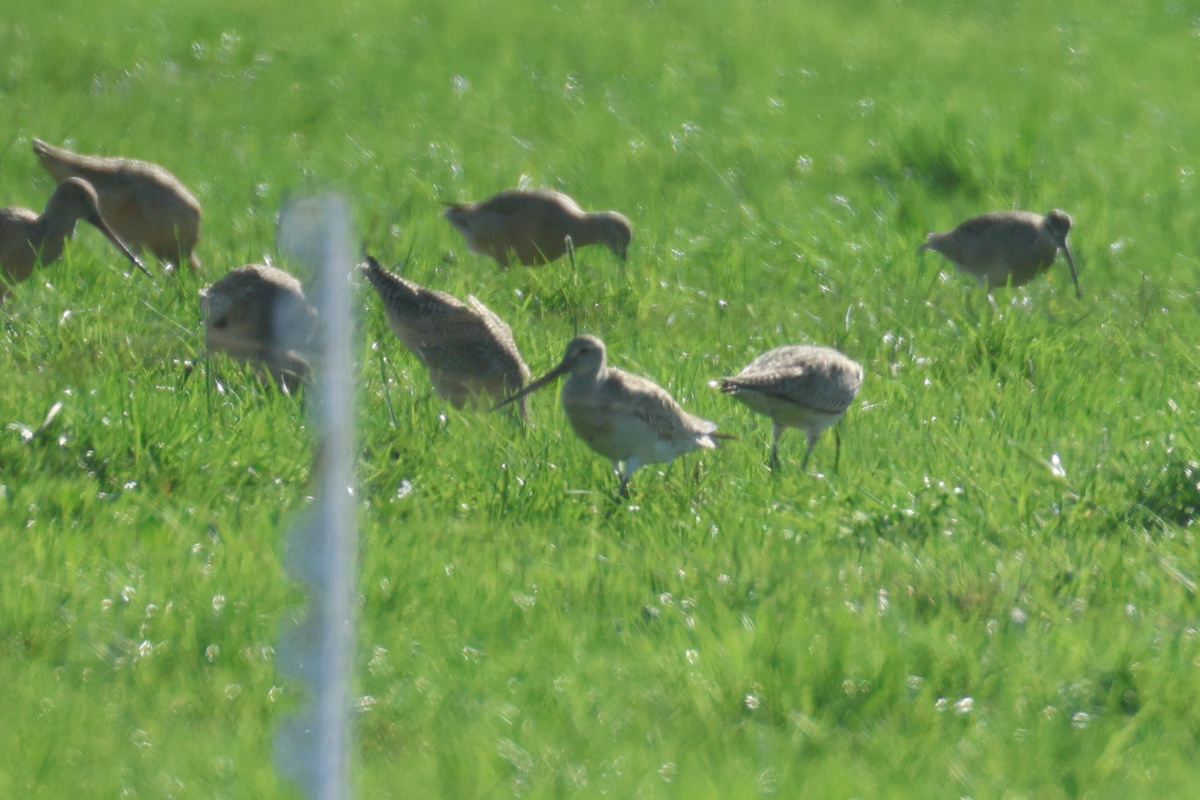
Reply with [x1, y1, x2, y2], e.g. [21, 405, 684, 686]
[274, 194, 356, 800]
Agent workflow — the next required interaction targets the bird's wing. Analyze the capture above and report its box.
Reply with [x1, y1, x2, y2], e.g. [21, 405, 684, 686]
[603, 370, 717, 436]
[466, 295, 530, 378]
[725, 366, 860, 415]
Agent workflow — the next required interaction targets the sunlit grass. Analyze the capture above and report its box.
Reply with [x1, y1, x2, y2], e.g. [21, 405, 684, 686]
[3, 0, 1200, 797]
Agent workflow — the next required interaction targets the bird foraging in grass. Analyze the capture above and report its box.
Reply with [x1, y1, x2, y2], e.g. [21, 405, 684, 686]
[443, 189, 631, 267]
[1, 177, 149, 302]
[32, 137, 202, 272]
[919, 209, 1080, 296]
[720, 345, 862, 471]
[495, 334, 732, 496]
[200, 264, 317, 394]
[361, 255, 531, 418]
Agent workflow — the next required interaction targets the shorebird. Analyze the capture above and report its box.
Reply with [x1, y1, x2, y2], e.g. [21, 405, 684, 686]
[919, 210, 1080, 296]
[495, 335, 731, 495]
[721, 345, 863, 471]
[1, 177, 149, 302]
[32, 137, 202, 271]
[361, 255, 531, 417]
[443, 189, 631, 267]
[200, 264, 317, 393]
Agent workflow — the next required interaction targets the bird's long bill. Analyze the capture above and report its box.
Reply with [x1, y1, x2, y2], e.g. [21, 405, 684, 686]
[491, 361, 571, 411]
[87, 211, 152, 278]
[1062, 244, 1081, 298]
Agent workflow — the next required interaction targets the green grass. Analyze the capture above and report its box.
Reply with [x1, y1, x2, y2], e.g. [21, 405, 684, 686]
[4, 0, 1200, 797]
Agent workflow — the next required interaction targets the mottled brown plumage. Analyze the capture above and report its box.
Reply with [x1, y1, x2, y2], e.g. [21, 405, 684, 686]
[200, 264, 317, 393]
[33, 138, 202, 271]
[443, 189, 631, 267]
[496, 335, 730, 495]
[721, 345, 862, 470]
[919, 209, 1080, 296]
[0, 177, 148, 303]
[362, 255, 531, 417]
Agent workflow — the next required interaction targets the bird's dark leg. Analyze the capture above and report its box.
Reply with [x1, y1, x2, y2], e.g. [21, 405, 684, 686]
[565, 235, 580, 336]
[610, 460, 629, 500]
[770, 422, 784, 472]
[834, 422, 842, 473]
[204, 349, 213, 420]
[377, 345, 398, 429]
[179, 354, 196, 389]
[615, 458, 640, 499]
[801, 432, 817, 473]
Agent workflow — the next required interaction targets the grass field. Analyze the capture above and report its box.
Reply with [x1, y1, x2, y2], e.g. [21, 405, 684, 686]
[4, 0, 1200, 797]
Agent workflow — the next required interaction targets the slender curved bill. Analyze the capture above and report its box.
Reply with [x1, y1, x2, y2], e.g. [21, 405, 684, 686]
[86, 210, 153, 278]
[492, 361, 571, 411]
[1062, 243, 1081, 298]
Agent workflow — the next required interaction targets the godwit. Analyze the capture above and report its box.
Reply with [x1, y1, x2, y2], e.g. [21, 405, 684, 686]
[443, 189, 631, 267]
[361, 255, 531, 417]
[0, 177, 149, 302]
[721, 345, 862, 471]
[200, 264, 317, 393]
[32, 137, 202, 271]
[919, 210, 1080, 296]
[495, 334, 731, 495]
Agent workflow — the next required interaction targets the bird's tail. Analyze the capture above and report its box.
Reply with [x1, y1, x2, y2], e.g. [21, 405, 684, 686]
[31, 137, 103, 181]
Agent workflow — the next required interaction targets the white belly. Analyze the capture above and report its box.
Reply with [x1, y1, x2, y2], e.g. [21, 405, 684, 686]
[564, 402, 701, 466]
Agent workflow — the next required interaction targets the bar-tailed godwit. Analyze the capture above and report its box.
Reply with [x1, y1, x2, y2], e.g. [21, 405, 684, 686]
[362, 255, 531, 417]
[721, 345, 862, 471]
[919, 210, 1080, 296]
[444, 189, 630, 267]
[33, 137, 202, 271]
[496, 334, 731, 495]
[200, 264, 317, 393]
[0, 177, 149, 302]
